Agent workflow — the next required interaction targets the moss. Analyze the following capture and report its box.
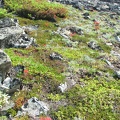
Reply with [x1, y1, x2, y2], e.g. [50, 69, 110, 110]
[0, 8, 8, 18]
[47, 93, 66, 101]
[15, 115, 29, 120]
[7, 108, 17, 117]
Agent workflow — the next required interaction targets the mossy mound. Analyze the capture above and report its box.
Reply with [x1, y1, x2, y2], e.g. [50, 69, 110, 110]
[4, 0, 67, 21]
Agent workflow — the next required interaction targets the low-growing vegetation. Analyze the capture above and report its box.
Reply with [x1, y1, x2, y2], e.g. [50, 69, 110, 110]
[0, 8, 8, 18]
[4, 0, 67, 21]
[0, 1, 120, 120]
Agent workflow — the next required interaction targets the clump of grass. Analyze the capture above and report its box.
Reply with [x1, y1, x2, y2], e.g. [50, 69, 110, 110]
[4, 0, 67, 21]
[0, 8, 8, 18]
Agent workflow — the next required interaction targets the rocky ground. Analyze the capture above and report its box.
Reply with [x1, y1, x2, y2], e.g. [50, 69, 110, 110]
[0, 0, 120, 120]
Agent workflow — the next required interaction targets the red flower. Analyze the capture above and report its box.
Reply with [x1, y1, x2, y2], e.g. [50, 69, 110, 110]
[24, 69, 29, 75]
[94, 21, 100, 25]
[40, 117, 52, 120]
[43, 44, 46, 47]
[70, 32, 76, 37]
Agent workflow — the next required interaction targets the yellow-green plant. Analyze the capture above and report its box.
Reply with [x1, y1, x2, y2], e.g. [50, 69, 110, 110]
[0, 8, 8, 18]
[0, 91, 10, 108]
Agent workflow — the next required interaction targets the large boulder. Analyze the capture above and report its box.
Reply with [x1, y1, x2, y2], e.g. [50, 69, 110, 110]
[0, 49, 11, 82]
[0, 17, 36, 48]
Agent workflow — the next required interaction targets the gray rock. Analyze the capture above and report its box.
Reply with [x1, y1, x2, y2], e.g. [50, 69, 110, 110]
[17, 97, 49, 118]
[0, 17, 16, 28]
[105, 59, 114, 68]
[57, 26, 83, 41]
[51, 0, 120, 13]
[50, 52, 63, 60]
[58, 82, 67, 93]
[22, 25, 39, 31]
[74, 117, 83, 120]
[0, 17, 36, 48]
[115, 71, 120, 78]
[111, 51, 120, 59]
[69, 26, 83, 35]
[0, 0, 4, 8]
[0, 50, 11, 82]
[58, 77, 76, 93]
[101, 4, 110, 11]
[0, 77, 21, 93]
[115, 36, 120, 42]
[88, 41, 101, 50]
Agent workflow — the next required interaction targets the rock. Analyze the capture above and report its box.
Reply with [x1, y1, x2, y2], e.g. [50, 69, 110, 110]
[10, 33, 36, 48]
[49, 52, 63, 60]
[117, 11, 120, 15]
[6, 65, 24, 82]
[0, 50, 11, 82]
[51, 0, 120, 13]
[115, 36, 120, 42]
[83, 12, 90, 16]
[73, 2, 83, 10]
[0, 0, 4, 8]
[74, 117, 82, 120]
[105, 59, 114, 68]
[14, 65, 24, 74]
[22, 25, 39, 31]
[83, 16, 90, 19]
[100, 0, 120, 3]
[69, 26, 83, 35]
[0, 17, 36, 48]
[109, 13, 118, 19]
[111, 50, 120, 59]
[17, 97, 49, 118]
[58, 82, 67, 93]
[0, 77, 21, 93]
[0, 17, 16, 28]
[115, 71, 120, 78]
[106, 43, 113, 46]
[88, 41, 101, 50]
[56, 26, 83, 41]
[101, 4, 109, 11]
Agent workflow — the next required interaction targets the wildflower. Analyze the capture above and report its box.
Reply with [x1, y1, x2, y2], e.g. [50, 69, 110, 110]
[93, 19, 100, 31]
[70, 32, 76, 37]
[24, 69, 29, 75]
[40, 117, 52, 120]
